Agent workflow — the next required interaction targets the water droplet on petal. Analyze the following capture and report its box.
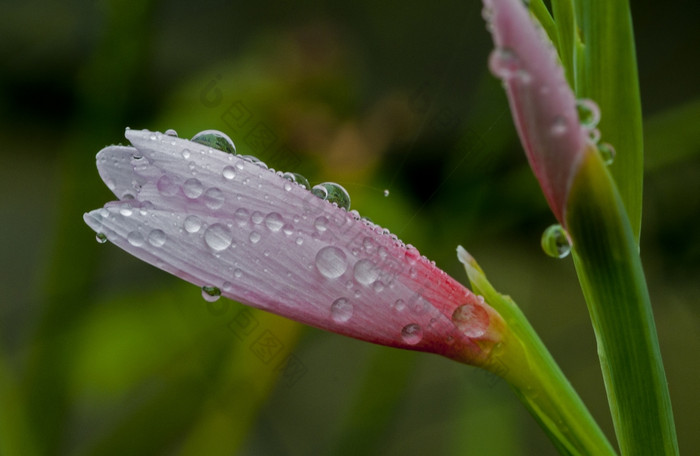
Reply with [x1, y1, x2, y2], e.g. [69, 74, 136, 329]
[240, 154, 268, 169]
[251, 211, 264, 224]
[249, 231, 261, 244]
[295, 237, 304, 246]
[315, 246, 348, 279]
[183, 178, 203, 198]
[191, 129, 236, 154]
[576, 98, 601, 129]
[588, 128, 601, 144]
[181, 149, 191, 159]
[541, 224, 572, 258]
[223, 166, 236, 180]
[488, 47, 520, 79]
[283, 172, 310, 190]
[354, 259, 379, 285]
[201, 286, 221, 302]
[184, 215, 202, 233]
[165, 129, 178, 137]
[127, 231, 145, 247]
[203, 187, 224, 209]
[597, 142, 616, 165]
[234, 208, 249, 226]
[452, 301, 490, 338]
[314, 216, 328, 232]
[401, 323, 423, 345]
[393, 299, 406, 312]
[550, 116, 568, 137]
[264, 212, 284, 232]
[148, 229, 166, 247]
[96, 233, 107, 244]
[234, 268, 243, 278]
[330, 297, 353, 323]
[157, 175, 178, 196]
[312, 182, 351, 210]
[120, 206, 133, 217]
[204, 223, 233, 251]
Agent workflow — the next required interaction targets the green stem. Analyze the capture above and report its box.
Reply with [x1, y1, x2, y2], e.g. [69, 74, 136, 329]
[566, 150, 679, 455]
[461, 251, 616, 456]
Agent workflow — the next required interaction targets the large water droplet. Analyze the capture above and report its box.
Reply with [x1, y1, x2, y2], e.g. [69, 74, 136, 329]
[191, 129, 236, 154]
[204, 223, 232, 251]
[183, 178, 203, 198]
[330, 297, 353, 323]
[488, 47, 520, 79]
[354, 259, 379, 285]
[148, 229, 166, 247]
[401, 323, 423, 345]
[165, 129, 178, 137]
[201, 286, 221, 302]
[576, 98, 601, 129]
[315, 246, 348, 279]
[314, 216, 328, 232]
[312, 182, 351, 210]
[127, 231, 145, 247]
[96, 233, 107, 244]
[203, 187, 224, 209]
[283, 172, 310, 190]
[452, 301, 489, 338]
[264, 212, 284, 232]
[184, 215, 202, 233]
[597, 142, 616, 165]
[541, 224, 572, 258]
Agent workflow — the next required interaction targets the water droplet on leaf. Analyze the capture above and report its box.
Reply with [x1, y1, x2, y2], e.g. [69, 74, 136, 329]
[541, 224, 572, 258]
[597, 142, 616, 165]
[576, 98, 601, 129]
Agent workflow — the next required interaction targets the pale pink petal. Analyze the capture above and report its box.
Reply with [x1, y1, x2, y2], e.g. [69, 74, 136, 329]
[84, 129, 505, 364]
[483, 0, 587, 223]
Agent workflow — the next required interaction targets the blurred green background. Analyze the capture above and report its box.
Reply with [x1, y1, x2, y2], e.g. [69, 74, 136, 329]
[1, 0, 698, 454]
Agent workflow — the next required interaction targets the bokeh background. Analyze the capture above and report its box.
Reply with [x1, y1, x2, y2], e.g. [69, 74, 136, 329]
[1, 0, 698, 454]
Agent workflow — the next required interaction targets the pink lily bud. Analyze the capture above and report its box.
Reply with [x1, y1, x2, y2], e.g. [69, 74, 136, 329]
[84, 129, 505, 365]
[483, 0, 589, 223]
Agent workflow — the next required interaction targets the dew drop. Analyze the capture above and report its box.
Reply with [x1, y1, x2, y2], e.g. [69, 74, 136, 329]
[204, 223, 232, 251]
[354, 259, 379, 286]
[383, 189, 390, 197]
[452, 301, 490, 338]
[541, 224, 572, 258]
[576, 98, 601, 129]
[249, 231, 261, 244]
[203, 187, 225, 209]
[165, 129, 178, 137]
[234, 268, 243, 278]
[488, 47, 520, 79]
[157, 175, 178, 196]
[119, 206, 133, 217]
[314, 216, 328, 232]
[181, 149, 191, 159]
[597, 142, 616, 165]
[251, 211, 264, 224]
[283, 172, 310, 190]
[127, 231, 145, 247]
[312, 182, 351, 210]
[184, 215, 202, 233]
[330, 297, 353, 323]
[401, 323, 423, 345]
[240, 154, 268, 169]
[234, 208, 249, 226]
[393, 299, 406, 312]
[282, 223, 294, 236]
[405, 244, 420, 265]
[295, 237, 304, 246]
[191, 129, 236, 154]
[588, 128, 601, 144]
[223, 166, 236, 180]
[201, 286, 221, 302]
[148, 229, 166, 247]
[315, 246, 348, 279]
[183, 178, 203, 198]
[95, 233, 107, 244]
[264, 212, 284, 232]
[550, 116, 568, 137]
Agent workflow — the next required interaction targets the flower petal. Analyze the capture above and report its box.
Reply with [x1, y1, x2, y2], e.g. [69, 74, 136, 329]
[483, 0, 587, 223]
[85, 129, 505, 363]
